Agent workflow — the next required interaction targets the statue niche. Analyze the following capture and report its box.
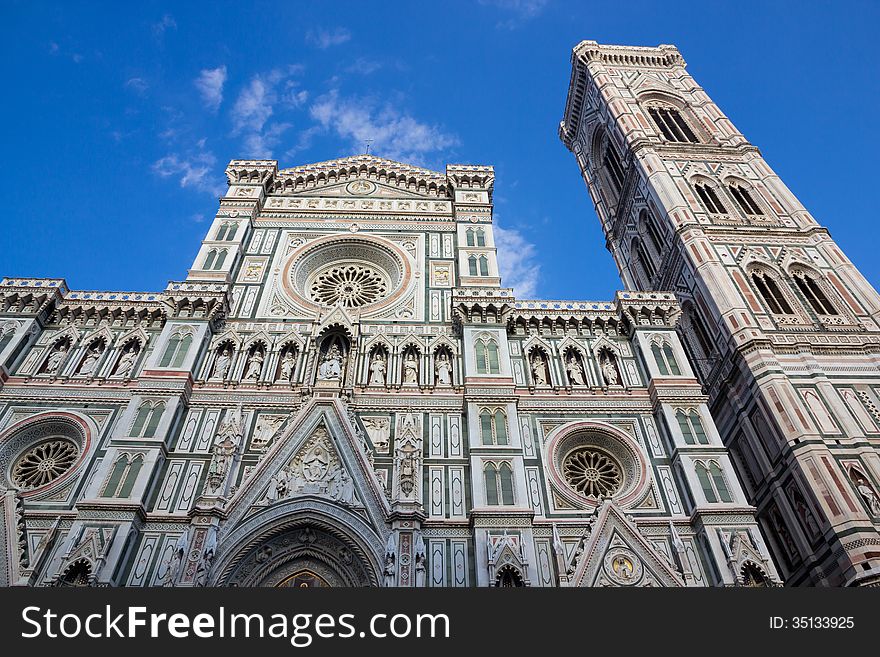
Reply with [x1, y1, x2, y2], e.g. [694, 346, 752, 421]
[112, 340, 141, 378]
[564, 349, 587, 387]
[401, 346, 420, 385]
[529, 349, 550, 387]
[598, 347, 622, 387]
[77, 339, 105, 377]
[368, 346, 388, 386]
[42, 338, 71, 375]
[210, 342, 235, 382]
[434, 347, 453, 386]
[243, 343, 266, 383]
[276, 344, 298, 383]
[316, 333, 349, 383]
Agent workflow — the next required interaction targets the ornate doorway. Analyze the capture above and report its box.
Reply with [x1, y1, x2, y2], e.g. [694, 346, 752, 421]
[219, 523, 379, 587]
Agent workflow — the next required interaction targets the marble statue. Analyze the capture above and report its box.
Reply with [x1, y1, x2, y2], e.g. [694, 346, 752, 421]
[318, 344, 343, 380]
[530, 353, 547, 386]
[853, 473, 880, 516]
[403, 351, 419, 384]
[566, 355, 586, 386]
[244, 350, 264, 381]
[435, 352, 452, 385]
[279, 350, 296, 382]
[44, 343, 68, 374]
[212, 348, 232, 380]
[368, 352, 387, 386]
[600, 353, 620, 386]
[114, 345, 138, 377]
[78, 344, 103, 376]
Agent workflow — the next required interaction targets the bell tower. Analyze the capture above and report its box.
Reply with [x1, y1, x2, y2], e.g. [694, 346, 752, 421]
[560, 40, 880, 586]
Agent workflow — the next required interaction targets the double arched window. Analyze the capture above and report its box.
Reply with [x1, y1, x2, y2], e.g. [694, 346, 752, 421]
[475, 338, 501, 375]
[676, 409, 708, 445]
[101, 453, 145, 498]
[468, 254, 489, 277]
[647, 106, 699, 143]
[750, 269, 794, 315]
[480, 408, 509, 445]
[602, 144, 626, 194]
[215, 222, 238, 241]
[466, 227, 486, 247]
[694, 182, 727, 215]
[727, 182, 763, 216]
[695, 460, 732, 503]
[130, 401, 165, 438]
[792, 271, 838, 316]
[203, 248, 228, 271]
[158, 330, 193, 368]
[651, 339, 681, 376]
[484, 462, 515, 506]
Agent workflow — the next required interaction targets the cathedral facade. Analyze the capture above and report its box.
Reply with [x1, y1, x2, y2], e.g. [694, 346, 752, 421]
[560, 41, 880, 586]
[12, 40, 873, 589]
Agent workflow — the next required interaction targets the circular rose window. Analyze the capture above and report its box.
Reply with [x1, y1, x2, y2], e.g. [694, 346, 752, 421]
[281, 234, 412, 314]
[562, 447, 622, 498]
[309, 264, 389, 308]
[546, 421, 650, 509]
[12, 438, 79, 490]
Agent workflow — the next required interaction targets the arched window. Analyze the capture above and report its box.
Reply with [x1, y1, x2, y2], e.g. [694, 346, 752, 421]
[479, 409, 508, 445]
[640, 209, 664, 257]
[101, 454, 144, 498]
[647, 106, 698, 143]
[101, 456, 128, 497]
[727, 183, 763, 216]
[468, 255, 478, 276]
[694, 183, 727, 215]
[130, 401, 164, 438]
[484, 463, 499, 506]
[214, 249, 228, 270]
[676, 409, 709, 445]
[750, 270, 793, 315]
[118, 454, 143, 498]
[651, 339, 681, 376]
[792, 272, 838, 315]
[635, 239, 656, 281]
[484, 462, 515, 506]
[216, 222, 238, 241]
[203, 249, 217, 270]
[603, 144, 626, 193]
[158, 331, 193, 368]
[478, 255, 489, 277]
[499, 463, 515, 505]
[695, 460, 732, 503]
[475, 338, 501, 375]
[466, 227, 485, 247]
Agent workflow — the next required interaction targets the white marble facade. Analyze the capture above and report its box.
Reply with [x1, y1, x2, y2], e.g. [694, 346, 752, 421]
[0, 143, 780, 585]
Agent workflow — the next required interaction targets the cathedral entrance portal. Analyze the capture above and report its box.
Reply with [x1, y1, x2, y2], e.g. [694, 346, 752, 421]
[217, 520, 380, 587]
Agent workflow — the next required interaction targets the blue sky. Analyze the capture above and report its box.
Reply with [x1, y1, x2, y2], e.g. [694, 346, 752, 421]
[2, 1, 879, 301]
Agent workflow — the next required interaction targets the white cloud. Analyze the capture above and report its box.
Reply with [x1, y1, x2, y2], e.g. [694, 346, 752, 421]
[125, 77, 149, 95]
[306, 27, 352, 49]
[230, 70, 297, 158]
[346, 58, 382, 75]
[480, 0, 548, 29]
[152, 145, 223, 196]
[494, 222, 541, 298]
[309, 90, 459, 164]
[195, 66, 227, 112]
[152, 14, 177, 40]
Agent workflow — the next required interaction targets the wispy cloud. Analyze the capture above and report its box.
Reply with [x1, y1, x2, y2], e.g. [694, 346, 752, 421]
[346, 58, 382, 75]
[480, 0, 549, 29]
[306, 27, 352, 49]
[152, 140, 224, 196]
[195, 66, 227, 112]
[230, 68, 305, 157]
[152, 14, 177, 41]
[494, 222, 541, 297]
[125, 77, 149, 96]
[309, 90, 459, 164]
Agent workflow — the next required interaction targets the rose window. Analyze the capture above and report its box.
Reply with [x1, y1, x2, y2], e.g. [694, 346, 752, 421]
[562, 447, 622, 498]
[309, 264, 389, 308]
[12, 438, 79, 490]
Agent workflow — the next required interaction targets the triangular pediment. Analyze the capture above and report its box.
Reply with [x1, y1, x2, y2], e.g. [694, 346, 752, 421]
[571, 500, 684, 587]
[222, 398, 390, 536]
